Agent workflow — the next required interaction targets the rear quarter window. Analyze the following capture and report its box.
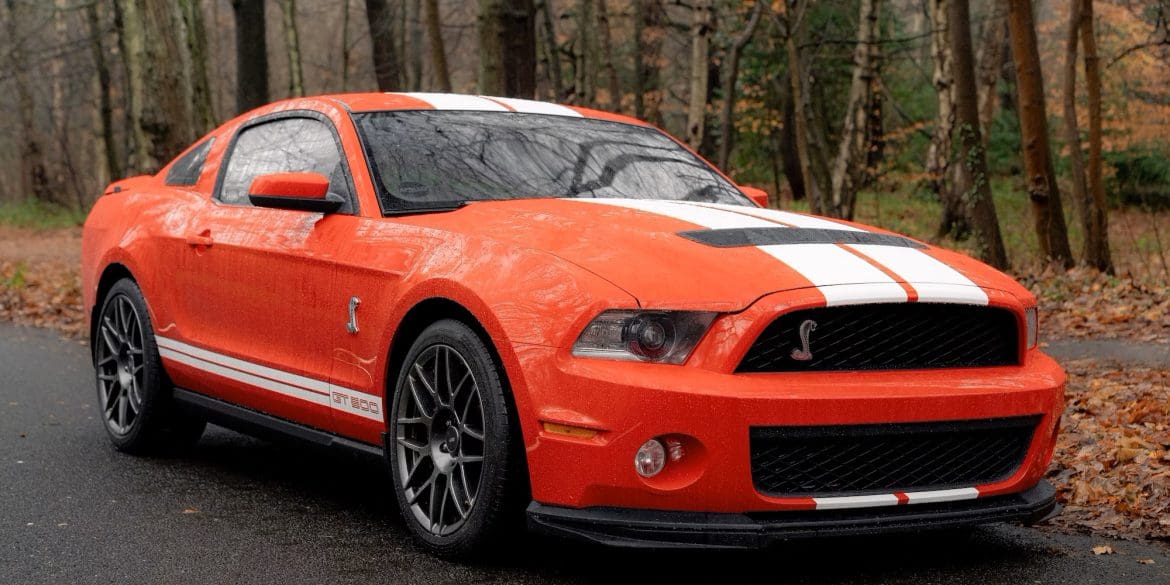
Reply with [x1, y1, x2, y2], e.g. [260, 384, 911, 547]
[164, 138, 215, 186]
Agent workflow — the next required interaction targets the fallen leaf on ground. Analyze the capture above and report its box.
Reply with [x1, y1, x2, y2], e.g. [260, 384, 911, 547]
[1092, 545, 1115, 555]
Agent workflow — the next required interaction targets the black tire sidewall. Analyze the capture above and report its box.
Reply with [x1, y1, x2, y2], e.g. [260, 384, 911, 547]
[388, 319, 516, 556]
[95, 279, 192, 453]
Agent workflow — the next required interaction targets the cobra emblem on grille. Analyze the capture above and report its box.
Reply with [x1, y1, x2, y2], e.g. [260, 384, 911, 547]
[790, 319, 817, 361]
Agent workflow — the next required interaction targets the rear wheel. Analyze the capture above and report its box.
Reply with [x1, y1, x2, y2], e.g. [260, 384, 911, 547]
[94, 279, 205, 454]
[388, 319, 524, 558]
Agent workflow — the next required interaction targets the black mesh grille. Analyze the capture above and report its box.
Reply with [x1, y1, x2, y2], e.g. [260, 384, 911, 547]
[750, 416, 1039, 497]
[737, 303, 1019, 373]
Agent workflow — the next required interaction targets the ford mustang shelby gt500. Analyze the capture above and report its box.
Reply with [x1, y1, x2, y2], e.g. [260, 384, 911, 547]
[83, 92, 1063, 556]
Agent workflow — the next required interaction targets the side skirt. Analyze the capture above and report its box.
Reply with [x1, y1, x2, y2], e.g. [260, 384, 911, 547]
[173, 387, 384, 460]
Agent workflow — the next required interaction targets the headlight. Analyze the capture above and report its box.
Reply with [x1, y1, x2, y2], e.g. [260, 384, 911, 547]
[1025, 307, 1038, 348]
[571, 310, 717, 364]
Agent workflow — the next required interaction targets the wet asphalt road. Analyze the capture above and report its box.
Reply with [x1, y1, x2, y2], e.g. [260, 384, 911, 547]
[2, 323, 1168, 584]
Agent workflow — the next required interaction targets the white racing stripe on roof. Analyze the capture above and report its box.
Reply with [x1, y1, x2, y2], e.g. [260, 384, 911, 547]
[157, 337, 384, 422]
[575, 199, 907, 304]
[846, 245, 988, 305]
[401, 92, 509, 111]
[486, 96, 583, 117]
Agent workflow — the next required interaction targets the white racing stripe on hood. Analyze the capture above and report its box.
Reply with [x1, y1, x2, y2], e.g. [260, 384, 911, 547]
[679, 201, 988, 305]
[846, 245, 989, 305]
[576, 199, 908, 305]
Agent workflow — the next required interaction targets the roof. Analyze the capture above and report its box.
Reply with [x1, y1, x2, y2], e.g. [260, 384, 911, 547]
[320, 92, 650, 127]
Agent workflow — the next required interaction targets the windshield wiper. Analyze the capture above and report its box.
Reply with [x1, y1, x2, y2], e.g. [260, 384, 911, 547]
[383, 201, 469, 216]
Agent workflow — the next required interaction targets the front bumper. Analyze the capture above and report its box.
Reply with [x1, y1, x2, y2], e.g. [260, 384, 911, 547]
[527, 480, 1059, 549]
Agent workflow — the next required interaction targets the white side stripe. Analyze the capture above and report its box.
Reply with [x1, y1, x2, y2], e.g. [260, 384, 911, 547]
[487, 96, 582, 117]
[157, 337, 383, 422]
[402, 92, 509, 112]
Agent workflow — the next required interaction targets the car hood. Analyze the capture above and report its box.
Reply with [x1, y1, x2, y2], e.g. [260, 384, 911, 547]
[409, 198, 1031, 311]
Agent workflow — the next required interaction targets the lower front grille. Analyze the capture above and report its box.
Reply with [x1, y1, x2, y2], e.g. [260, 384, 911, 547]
[750, 416, 1039, 497]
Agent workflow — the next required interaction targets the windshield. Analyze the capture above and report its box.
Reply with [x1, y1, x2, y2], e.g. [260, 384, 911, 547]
[352, 111, 750, 213]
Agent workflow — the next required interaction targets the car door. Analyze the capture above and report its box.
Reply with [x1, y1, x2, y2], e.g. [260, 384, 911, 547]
[167, 113, 359, 430]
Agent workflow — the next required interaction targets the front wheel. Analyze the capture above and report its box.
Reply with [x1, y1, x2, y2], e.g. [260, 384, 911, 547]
[388, 319, 524, 558]
[94, 278, 205, 454]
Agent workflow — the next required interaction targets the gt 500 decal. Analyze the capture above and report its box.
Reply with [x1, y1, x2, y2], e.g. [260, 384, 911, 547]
[157, 336, 384, 423]
[332, 390, 382, 417]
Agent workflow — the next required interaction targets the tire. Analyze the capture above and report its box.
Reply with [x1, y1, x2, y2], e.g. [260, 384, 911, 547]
[388, 319, 525, 558]
[93, 278, 205, 454]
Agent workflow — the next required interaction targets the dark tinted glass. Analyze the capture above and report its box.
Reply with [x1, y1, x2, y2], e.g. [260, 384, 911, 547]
[164, 137, 214, 186]
[219, 117, 353, 212]
[353, 111, 749, 213]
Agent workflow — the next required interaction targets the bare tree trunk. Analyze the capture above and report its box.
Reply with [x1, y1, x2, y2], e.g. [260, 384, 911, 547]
[596, 0, 620, 110]
[407, 0, 423, 90]
[424, 0, 451, 92]
[950, 0, 1008, 268]
[1080, 0, 1112, 272]
[233, 0, 269, 112]
[4, 0, 52, 202]
[120, 0, 198, 173]
[180, 0, 215, 133]
[717, 1, 763, 170]
[976, 0, 1006, 145]
[87, 1, 121, 182]
[780, 0, 827, 214]
[926, 0, 966, 237]
[1062, 0, 1089, 243]
[779, 89, 806, 200]
[1006, 0, 1074, 267]
[505, 0, 537, 97]
[685, 0, 713, 149]
[537, 0, 561, 99]
[342, 0, 351, 90]
[572, 0, 596, 105]
[280, 0, 305, 97]
[478, 0, 536, 97]
[633, 0, 663, 123]
[366, 0, 402, 91]
[829, 0, 881, 220]
[632, 0, 646, 117]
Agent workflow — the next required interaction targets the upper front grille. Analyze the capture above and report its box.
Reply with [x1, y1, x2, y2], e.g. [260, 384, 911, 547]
[737, 303, 1019, 373]
[750, 416, 1040, 497]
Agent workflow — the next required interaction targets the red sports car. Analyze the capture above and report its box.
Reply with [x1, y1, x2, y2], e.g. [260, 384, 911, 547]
[82, 93, 1064, 557]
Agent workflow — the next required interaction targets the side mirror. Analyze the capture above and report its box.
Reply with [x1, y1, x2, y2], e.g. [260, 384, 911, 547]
[247, 172, 342, 213]
[739, 185, 770, 208]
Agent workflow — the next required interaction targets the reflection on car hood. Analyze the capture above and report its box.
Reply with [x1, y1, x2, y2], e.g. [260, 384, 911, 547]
[409, 198, 1032, 311]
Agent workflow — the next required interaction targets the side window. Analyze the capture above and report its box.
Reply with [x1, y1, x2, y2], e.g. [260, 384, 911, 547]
[218, 117, 354, 213]
[165, 137, 214, 186]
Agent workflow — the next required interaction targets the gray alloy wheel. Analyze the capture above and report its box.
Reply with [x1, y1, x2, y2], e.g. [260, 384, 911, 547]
[388, 319, 525, 558]
[94, 279, 205, 454]
[395, 343, 486, 536]
[96, 292, 147, 436]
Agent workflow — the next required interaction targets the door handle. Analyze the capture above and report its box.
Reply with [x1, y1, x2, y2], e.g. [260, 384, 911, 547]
[185, 230, 213, 248]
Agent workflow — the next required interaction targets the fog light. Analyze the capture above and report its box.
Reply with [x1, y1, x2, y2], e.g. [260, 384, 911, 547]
[635, 439, 666, 477]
